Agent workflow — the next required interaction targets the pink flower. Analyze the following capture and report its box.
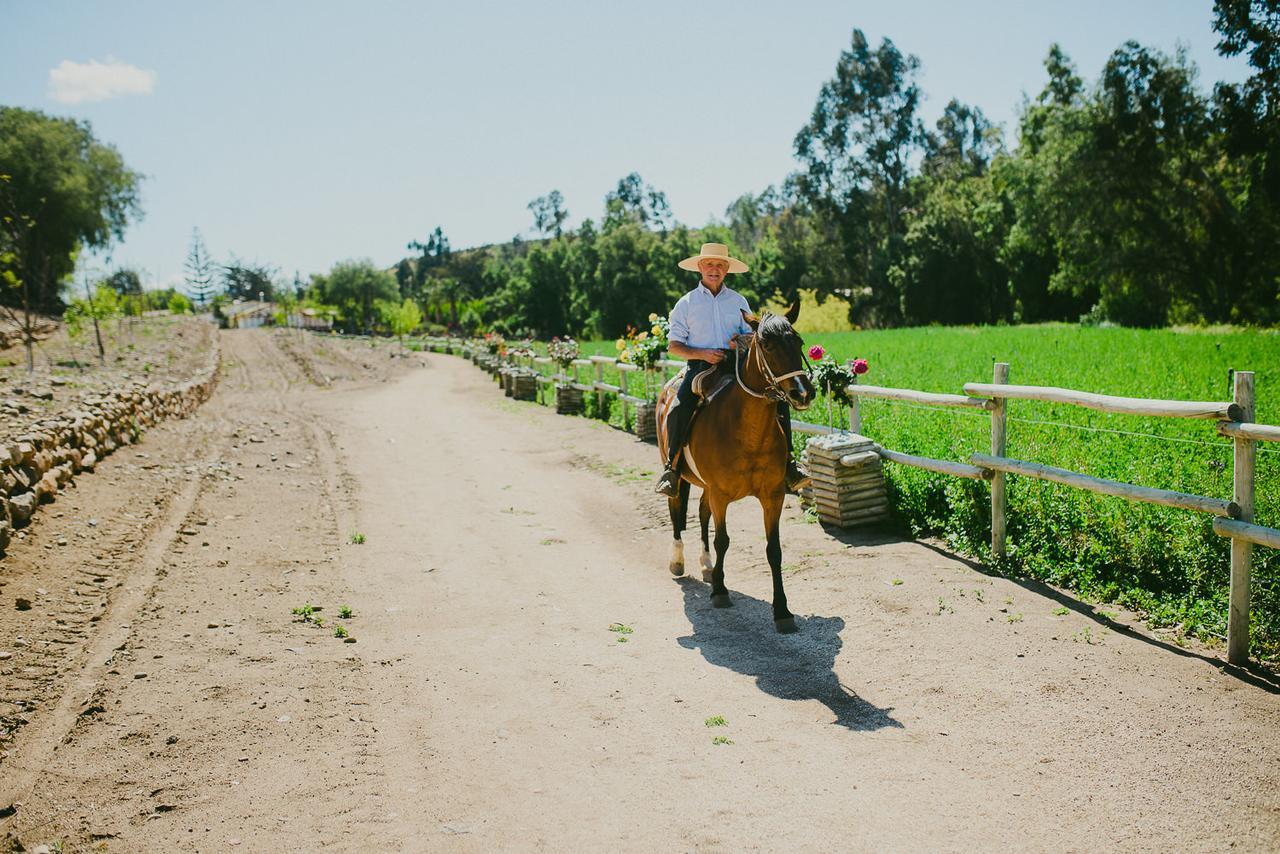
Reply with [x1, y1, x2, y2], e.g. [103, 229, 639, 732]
[808, 344, 826, 361]
[852, 358, 869, 375]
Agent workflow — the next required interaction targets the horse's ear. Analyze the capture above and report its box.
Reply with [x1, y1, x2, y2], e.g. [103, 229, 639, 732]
[741, 309, 760, 331]
[784, 301, 800, 325]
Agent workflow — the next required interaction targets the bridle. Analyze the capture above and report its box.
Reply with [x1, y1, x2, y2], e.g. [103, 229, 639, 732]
[734, 316, 811, 403]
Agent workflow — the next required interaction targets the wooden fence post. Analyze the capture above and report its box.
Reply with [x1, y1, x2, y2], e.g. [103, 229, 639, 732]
[1228, 370, 1255, 665]
[991, 362, 1010, 559]
[619, 369, 630, 429]
[594, 361, 605, 417]
[849, 374, 861, 434]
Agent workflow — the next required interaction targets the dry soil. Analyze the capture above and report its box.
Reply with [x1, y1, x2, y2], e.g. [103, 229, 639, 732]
[1, 328, 1277, 852]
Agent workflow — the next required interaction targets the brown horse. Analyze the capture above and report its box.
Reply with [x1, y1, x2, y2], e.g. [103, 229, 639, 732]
[656, 304, 815, 633]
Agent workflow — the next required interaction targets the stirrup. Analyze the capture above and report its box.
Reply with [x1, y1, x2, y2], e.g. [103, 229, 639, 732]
[785, 460, 812, 494]
[655, 466, 681, 497]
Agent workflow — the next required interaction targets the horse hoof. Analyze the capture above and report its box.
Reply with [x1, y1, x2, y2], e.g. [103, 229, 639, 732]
[775, 616, 798, 634]
[711, 593, 732, 609]
[701, 568, 714, 583]
[669, 562, 685, 577]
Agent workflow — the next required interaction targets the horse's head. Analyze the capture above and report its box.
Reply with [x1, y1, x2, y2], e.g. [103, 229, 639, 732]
[740, 303, 815, 410]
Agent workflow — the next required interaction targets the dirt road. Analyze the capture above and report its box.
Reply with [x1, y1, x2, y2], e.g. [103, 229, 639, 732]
[2, 329, 1278, 851]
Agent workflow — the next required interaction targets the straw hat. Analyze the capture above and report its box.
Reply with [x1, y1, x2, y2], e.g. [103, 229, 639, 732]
[677, 242, 749, 274]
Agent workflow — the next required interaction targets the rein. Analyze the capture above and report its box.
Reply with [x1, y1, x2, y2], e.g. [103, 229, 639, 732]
[734, 317, 810, 403]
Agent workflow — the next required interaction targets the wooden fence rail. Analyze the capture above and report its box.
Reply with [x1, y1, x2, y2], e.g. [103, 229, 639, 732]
[850, 365, 1274, 665]
[430, 337, 1276, 664]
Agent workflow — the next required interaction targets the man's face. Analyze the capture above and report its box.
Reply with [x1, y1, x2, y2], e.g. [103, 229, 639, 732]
[698, 258, 729, 290]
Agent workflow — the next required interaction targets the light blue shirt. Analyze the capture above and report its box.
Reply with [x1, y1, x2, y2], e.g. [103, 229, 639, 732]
[667, 284, 752, 350]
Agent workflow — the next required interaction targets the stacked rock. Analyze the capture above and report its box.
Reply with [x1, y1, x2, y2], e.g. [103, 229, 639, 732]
[802, 433, 889, 528]
[633, 402, 658, 441]
[0, 336, 220, 553]
[555, 385, 584, 415]
[511, 370, 538, 401]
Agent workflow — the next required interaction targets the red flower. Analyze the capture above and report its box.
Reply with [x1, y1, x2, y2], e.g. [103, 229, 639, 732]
[808, 344, 826, 361]
[852, 358, 869, 375]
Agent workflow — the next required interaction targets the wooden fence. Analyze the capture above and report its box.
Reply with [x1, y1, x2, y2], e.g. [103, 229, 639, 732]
[848, 364, 1273, 666]
[428, 339, 1275, 665]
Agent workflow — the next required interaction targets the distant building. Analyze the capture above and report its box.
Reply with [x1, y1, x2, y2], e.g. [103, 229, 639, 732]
[224, 300, 275, 329]
[286, 308, 333, 331]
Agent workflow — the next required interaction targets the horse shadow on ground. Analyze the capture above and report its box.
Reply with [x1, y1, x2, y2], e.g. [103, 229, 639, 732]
[675, 578, 902, 731]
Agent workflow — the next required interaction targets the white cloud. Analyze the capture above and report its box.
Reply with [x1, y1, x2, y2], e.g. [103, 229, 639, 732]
[48, 58, 156, 105]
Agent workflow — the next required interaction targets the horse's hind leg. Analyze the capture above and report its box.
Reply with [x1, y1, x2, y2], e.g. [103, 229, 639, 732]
[707, 492, 732, 608]
[667, 479, 692, 576]
[761, 491, 796, 632]
[698, 492, 714, 582]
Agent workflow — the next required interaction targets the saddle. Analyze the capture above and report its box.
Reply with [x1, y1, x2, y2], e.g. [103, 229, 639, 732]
[667, 351, 738, 408]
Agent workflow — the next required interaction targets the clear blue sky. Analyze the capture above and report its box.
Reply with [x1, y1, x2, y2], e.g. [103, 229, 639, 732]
[1, 0, 1252, 290]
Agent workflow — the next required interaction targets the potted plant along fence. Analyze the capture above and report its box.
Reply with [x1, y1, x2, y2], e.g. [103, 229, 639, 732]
[806, 345, 870, 432]
[487, 332, 506, 379]
[479, 332, 503, 376]
[549, 336, 583, 414]
[618, 313, 669, 440]
[506, 339, 538, 400]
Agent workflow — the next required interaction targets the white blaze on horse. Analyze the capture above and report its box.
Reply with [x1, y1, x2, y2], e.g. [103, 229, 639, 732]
[656, 304, 815, 633]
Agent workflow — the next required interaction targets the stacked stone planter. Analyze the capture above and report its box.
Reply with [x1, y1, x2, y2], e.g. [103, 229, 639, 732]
[802, 433, 889, 528]
[511, 370, 538, 401]
[555, 385, 584, 415]
[633, 401, 658, 441]
[501, 366, 516, 396]
[0, 336, 221, 554]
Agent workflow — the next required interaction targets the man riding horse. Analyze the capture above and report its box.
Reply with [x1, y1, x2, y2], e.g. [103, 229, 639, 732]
[654, 243, 811, 497]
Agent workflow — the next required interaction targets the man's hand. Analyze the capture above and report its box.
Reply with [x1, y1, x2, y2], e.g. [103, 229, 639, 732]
[700, 349, 725, 364]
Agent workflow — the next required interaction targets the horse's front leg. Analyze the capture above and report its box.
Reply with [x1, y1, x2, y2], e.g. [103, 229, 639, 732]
[698, 492, 714, 582]
[707, 491, 732, 608]
[667, 479, 691, 576]
[761, 491, 796, 633]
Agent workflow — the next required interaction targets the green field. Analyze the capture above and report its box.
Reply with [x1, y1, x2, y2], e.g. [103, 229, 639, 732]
[434, 325, 1280, 661]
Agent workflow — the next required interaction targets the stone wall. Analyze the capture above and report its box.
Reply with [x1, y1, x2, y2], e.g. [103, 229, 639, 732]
[0, 337, 220, 553]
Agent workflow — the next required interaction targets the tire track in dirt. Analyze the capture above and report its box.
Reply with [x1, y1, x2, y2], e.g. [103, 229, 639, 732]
[0, 454, 217, 818]
[1, 330, 415, 850]
[6, 335, 1279, 851]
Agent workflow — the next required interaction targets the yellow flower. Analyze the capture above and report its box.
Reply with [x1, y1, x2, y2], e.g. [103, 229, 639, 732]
[648, 312, 658, 322]
[651, 326, 662, 337]
[615, 338, 626, 351]
[638, 331, 648, 340]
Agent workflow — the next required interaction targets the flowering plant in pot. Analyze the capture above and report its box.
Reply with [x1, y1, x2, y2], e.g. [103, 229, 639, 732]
[549, 337, 584, 414]
[618, 313, 670, 399]
[806, 344, 869, 431]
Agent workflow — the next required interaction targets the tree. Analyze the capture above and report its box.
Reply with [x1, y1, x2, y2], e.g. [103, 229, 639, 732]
[64, 281, 122, 366]
[528, 190, 569, 238]
[394, 258, 415, 300]
[183, 228, 217, 308]
[105, 267, 143, 296]
[793, 29, 926, 326]
[603, 173, 674, 233]
[1212, 0, 1280, 323]
[408, 226, 451, 289]
[221, 258, 277, 302]
[923, 100, 1003, 179]
[168, 291, 192, 314]
[524, 238, 572, 336]
[312, 259, 397, 333]
[379, 297, 423, 350]
[0, 108, 142, 371]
